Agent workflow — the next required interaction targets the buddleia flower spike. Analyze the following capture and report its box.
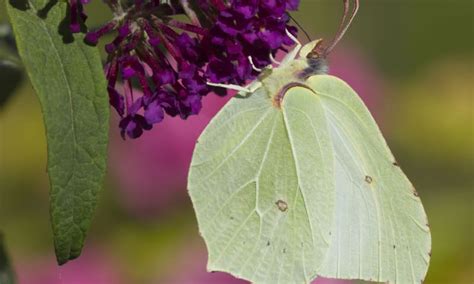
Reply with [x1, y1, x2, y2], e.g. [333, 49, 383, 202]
[81, 0, 301, 139]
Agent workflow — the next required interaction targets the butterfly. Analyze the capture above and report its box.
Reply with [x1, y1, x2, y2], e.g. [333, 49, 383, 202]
[188, 1, 431, 283]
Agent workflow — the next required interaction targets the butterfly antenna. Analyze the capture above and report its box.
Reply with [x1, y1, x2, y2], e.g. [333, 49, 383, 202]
[315, 0, 359, 57]
[289, 14, 312, 42]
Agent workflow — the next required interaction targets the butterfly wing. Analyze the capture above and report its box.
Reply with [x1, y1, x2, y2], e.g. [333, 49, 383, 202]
[188, 86, 335, 283]
[188, 75, 431, 284]
[306, 75, 431, 284]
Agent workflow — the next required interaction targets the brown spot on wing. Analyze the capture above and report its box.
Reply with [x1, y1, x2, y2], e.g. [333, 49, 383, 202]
[365, 175, 373, 184]
[275, 200, 288, 212]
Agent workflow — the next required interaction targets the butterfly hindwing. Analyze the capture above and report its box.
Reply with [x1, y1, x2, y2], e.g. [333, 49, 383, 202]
[307, 75, 431, 284]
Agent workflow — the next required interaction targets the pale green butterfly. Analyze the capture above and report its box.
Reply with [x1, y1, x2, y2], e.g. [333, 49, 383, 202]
[188, 1, 431, 283]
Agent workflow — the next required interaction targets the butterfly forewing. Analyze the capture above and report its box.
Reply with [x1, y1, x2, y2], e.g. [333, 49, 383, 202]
[188, 85, 335, 283]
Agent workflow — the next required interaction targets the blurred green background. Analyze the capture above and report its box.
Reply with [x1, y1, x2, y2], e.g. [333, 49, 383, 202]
[0, 0, 473, 283]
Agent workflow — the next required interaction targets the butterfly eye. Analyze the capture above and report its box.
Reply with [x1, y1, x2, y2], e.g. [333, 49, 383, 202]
[306, 40, 326, 59]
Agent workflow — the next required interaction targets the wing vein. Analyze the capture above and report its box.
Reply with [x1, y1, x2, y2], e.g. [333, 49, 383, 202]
[282, 108, 320, 249]
[212, 209, 257, 265]
[197, 108, 273, 184]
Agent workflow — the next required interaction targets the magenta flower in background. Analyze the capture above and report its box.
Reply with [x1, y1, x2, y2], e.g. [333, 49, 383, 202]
[109, 93, 232, 216]
[328, 46, 384, 116]
[17, 245, 123, 284]
[158, 239, 352, 284]
[109, 46, 385, 217]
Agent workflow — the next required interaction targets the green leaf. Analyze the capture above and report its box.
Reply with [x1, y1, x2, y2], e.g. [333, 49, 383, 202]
[0, 234, 15, 284]
[6, 0, 109, 264]
[188, 71, 431, 282]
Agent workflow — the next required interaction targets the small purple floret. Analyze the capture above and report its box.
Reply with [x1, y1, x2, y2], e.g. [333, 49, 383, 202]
[68, 0, 89, 33]
[144, 100, 165, 125]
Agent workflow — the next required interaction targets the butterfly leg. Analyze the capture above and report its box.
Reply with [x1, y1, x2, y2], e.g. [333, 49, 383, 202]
[207, 82, 253, 93]
[207, 81, 262, 97]
[247, 81, 262, 93]
[248, 56, 263, 72]
[269, 53, 282, 66]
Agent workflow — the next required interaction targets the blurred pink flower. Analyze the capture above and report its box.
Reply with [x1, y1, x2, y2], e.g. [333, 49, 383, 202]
[328, 46, 384, 115]
[109, 93, 232, 216]
[312, 278, 351, 284]
[157, 239, 351, 284]
[109, 46, 385, 217]
[17, 245, 123, 284]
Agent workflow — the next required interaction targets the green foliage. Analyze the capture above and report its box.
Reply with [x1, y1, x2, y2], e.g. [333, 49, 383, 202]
[0, 234, 15, 284]
[188, 55, 431, 282]
[0, 24, 23, 108]
[0, 62, 22, 109]
[294, 0, 474, 79]
[6, 0, 109, 265]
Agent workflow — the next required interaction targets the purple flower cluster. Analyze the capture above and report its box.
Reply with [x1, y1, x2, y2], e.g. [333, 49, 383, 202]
[204, 0, 299, 85]
[74, 0, 300, 139]
[87, 12, 210, 139]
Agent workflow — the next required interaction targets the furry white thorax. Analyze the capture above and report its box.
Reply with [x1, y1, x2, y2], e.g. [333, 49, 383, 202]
[256, 38, 325, 101]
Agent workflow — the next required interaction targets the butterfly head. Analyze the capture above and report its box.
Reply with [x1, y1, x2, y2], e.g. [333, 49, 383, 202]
[297, 39, 329, 79]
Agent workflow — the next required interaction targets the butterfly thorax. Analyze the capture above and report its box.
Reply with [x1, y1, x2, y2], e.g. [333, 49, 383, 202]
[258, 56, 328, 107]
[259, 58, 309, 105]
